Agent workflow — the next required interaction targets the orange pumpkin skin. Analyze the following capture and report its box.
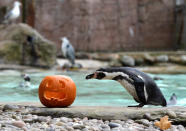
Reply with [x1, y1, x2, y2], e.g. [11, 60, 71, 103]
[38, 75, 76, 107]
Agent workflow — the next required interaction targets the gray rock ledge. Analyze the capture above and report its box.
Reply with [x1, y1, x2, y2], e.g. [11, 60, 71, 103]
[2, 103, 185, 124]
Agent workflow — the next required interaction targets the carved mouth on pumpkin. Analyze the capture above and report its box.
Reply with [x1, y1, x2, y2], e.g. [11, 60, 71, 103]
[43, 80, 67, 101]
[44, 91, 67, 101]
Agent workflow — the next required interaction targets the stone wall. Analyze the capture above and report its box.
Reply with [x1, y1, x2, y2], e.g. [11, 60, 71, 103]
[33, 0, 176, 53]
[0, 0, 177, 53]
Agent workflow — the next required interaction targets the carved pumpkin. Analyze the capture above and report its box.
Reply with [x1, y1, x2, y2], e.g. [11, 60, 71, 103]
[38, 75, 76, 107]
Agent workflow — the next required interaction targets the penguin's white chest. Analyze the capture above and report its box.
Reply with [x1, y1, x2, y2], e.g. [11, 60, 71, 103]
[11, 7, 20, 20]
[119, 80, 139, 102]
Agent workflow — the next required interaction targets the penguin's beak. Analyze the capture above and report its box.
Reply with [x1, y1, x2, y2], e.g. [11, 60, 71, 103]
[85, 73, 96, 79]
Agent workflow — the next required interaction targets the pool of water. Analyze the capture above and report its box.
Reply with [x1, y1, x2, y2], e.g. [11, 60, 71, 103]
[0, 70, 185, 106]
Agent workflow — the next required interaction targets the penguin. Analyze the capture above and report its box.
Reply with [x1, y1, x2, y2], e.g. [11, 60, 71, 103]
[86, 67, 167, 107]
[3, 1, 21, 24]
[61, 37, 75, 65]
[20, 74, 31, 88]
[167, 93, 177, 105]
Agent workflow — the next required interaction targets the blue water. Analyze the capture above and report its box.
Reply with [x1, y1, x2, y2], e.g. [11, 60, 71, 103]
[0, 70, 185, 106]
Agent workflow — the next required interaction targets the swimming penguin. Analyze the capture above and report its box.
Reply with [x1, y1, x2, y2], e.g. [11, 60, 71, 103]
[167, 93, 177, 105]
[20, 74, 31, 88]
[86, 67, 167, 107]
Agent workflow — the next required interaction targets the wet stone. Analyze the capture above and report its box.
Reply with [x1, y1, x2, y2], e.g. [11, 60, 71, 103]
[108, 122, 120, 128]
[177, 125, 186, 131]
[60, 117, 69, 123]
[46, 127, 55, 131]
[144, 113, 153, 121]
[11, 121, 26, 128]
[65, 126, 74, 131]
[37, 116, 51, 122]
[135, 119, 151, 127]
[3, 105, 19, 111]
[167, 110, 177, 118]
[73, 123, 85, 129]
[156, 55, 169, 62]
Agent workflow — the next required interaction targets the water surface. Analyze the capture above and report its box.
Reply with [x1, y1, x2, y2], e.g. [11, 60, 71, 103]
[0, 70, 185, 106]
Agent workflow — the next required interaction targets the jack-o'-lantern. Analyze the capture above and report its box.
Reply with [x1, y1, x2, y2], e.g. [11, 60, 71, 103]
[38, 75, 76, 107]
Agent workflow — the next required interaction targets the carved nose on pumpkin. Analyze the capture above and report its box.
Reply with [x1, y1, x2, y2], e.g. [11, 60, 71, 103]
[86, 73, 96, 79]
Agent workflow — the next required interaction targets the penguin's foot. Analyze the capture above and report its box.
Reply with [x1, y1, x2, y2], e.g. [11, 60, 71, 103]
[128, 103, 144, 108]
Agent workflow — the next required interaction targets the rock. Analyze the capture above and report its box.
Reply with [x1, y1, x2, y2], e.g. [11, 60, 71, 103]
[0, 23, 56, 68]
[177, 125, 186, 131]
[109, 59, 122, 67]
[73, 124, 85, 129]
[167, 110, 177, 118]
[126, 119, 134, 124]
[119, 55, 135, 66]
[108, 122, 120, 128]
[169, 56, 181, 64]
[12, 114, 21, 120]
[89, 53, 119, 61]
[82, 117, 88, 122]
[41, 123, 49, 129]
[145, 125, 159, 131]
[56, 122, 65, 126]
[169, 125, 179, 131]
[46, 127, 55, 131]
[135, 119, 151, 127]
[37, 116, 51, 122]
[181, 55, 186, 65]
[144, 53, 155, 65]
[135, 57, 145, 66]
[12, 121, 26, 128]
[3, 104, 19, 111]
[65, 126, 74, 131]
[82, 128, 89, 131]
[60, 117, 69, 123]
[101, 124, 110, 129]
[143, 113, 154, 121]
[156, 55, 169, 62]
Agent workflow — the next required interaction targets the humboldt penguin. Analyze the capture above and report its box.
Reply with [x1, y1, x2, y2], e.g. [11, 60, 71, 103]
[20, 74, 31, 88]
[86, 67, 167, 107]
[61, 37, 75, 65]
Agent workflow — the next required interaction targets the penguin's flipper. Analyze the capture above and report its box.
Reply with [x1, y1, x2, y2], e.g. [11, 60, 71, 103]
[130, 75, 147, 104]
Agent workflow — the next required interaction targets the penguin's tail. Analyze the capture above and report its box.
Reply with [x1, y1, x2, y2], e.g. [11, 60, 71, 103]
[167, 93, 177, 106]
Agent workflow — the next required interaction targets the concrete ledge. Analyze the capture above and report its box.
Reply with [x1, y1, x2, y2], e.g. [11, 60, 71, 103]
[30, 106, 186, 123]
[1, 102, 186, 124]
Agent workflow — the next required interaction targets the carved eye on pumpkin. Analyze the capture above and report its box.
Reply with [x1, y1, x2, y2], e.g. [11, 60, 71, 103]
[39, 75, 76, 107]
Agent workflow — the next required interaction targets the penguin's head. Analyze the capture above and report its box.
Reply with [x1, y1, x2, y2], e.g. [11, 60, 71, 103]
[86, 68, 126, 80]
[23, 74, 30, 82]
[170, 93, 177, 101]
[14, 1, 21, 7]
[61, 37, 69, 43]
[86, 68, 106, 80]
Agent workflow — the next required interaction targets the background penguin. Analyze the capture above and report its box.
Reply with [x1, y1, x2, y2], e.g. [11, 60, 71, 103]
[86, 67, 167, 107]
[61, 37, 75, 66]
[167, 93, 177, 105]
[3, 1, 21, 24]
[20, 74, 31, 88]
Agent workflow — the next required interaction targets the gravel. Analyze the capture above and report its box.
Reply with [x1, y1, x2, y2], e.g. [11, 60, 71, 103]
[0, 104, 185, 131]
